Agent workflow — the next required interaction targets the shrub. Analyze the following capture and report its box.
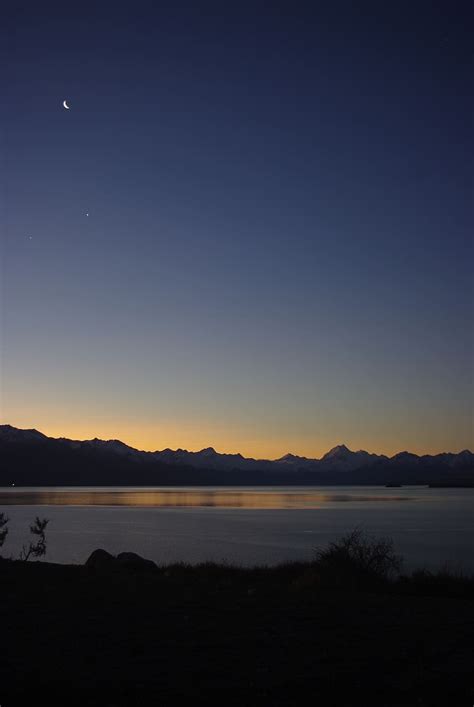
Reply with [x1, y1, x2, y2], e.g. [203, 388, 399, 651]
[0, 512, 8, 551]
[314, 528, 402, 589]
[19, 517, 49, 561]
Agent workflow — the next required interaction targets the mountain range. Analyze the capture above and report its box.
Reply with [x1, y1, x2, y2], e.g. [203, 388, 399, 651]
[0, 425, 473, 487]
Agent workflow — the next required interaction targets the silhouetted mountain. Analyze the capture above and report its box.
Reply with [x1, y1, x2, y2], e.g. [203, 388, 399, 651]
[321, 444, 352, 459]
[0, 425, 48, 443]
[151, 446, 257, 471]
[275, 453, 309, 465]
[0, 425, 472, 487]
[319, 444, 386, 472]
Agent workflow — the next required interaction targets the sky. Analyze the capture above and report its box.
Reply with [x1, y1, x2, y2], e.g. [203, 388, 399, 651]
[1, 1, 473, 458]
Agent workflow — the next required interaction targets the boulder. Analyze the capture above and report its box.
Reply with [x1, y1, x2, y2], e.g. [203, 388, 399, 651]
[85, 548, 116, 568]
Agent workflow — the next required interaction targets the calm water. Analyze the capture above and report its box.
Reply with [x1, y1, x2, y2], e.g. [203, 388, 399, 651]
[1, 486, 473, 571]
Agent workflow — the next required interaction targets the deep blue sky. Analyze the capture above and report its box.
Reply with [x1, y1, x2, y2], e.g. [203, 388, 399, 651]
[2, 1, 473, 456]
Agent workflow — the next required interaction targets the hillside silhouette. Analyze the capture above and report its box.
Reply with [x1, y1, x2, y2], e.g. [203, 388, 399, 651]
[1, 425, 472, 487]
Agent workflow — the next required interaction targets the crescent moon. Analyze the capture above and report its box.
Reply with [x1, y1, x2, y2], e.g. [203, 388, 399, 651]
[63, 100, 70, 110]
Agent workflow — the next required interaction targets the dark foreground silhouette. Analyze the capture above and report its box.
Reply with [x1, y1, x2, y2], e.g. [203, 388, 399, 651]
[1, 541, 473, 707]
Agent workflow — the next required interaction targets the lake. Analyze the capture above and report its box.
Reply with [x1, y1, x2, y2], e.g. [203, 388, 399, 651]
[1, 486, 473, 571]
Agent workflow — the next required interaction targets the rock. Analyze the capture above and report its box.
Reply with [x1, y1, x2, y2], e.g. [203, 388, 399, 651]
[85, 549, 157, 572]
[116, 552, 157, 571]
[85, 549, 116, 568]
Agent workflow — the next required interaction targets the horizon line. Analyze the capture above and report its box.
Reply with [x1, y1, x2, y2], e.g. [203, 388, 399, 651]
[1, 423, 472, 461]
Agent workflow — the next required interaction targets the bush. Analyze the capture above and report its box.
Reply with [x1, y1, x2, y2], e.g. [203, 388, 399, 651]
[19, 517, 49, 561]
[314, 528, 402, 589]
[0, 512, 8, 551]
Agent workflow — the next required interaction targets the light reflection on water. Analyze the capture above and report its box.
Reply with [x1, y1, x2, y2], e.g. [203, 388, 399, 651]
[1, 486, 473, 570]
[0, 487, 413, 509]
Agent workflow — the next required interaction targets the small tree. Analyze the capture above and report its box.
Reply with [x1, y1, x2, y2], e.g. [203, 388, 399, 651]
[20, 517, 49, 561]
[314, 528, 402, 587]
[0, 512, 8, 552]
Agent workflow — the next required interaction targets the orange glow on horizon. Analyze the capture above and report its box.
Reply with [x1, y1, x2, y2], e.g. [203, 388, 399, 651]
[1, 414, 471, 460]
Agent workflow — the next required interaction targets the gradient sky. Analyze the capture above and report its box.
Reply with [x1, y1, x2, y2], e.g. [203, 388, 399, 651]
[2, 1, 473, 458]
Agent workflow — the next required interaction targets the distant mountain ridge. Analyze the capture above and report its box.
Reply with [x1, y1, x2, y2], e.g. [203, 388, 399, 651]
[0, 425, 472, 487]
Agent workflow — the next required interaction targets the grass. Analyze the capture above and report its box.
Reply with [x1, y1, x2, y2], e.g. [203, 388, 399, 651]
[1, 532, 473, 706]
